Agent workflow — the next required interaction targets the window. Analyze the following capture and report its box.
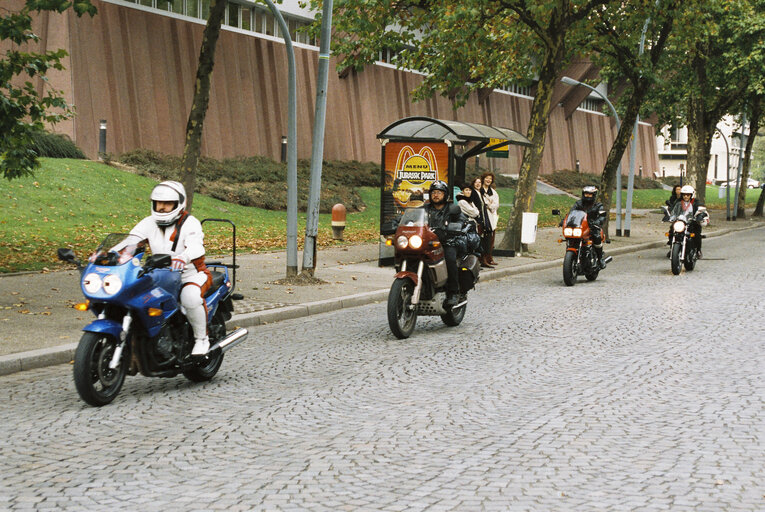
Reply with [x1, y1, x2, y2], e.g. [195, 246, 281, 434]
[186, 0, 198, 17]
[241, 6, 251, 30]
[169, 0, 184, 14]
[226, 2, 239, 27]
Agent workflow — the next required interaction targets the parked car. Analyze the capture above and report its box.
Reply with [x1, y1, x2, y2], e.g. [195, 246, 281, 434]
[719, 178, 760, 189]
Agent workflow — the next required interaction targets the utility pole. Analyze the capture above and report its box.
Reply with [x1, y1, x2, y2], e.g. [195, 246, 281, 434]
[263, 0, 298, 277]
[301, 0, 333, 276]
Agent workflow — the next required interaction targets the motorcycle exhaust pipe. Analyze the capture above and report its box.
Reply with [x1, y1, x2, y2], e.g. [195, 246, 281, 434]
[208, 327, 248, 354]
[603, 256, 613, 265]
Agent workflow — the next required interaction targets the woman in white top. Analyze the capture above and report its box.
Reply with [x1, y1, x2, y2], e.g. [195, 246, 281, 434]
[480, 172, 499, 265]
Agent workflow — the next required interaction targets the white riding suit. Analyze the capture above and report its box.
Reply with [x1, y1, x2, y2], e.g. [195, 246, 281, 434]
[124, 212, 212, 341]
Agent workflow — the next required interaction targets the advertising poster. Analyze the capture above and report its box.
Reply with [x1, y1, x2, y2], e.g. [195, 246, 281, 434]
[380, 142, 451, 230]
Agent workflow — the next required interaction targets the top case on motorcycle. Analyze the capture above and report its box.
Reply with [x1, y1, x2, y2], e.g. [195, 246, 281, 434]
[458, 254, 480, 292]
[204, 271, 226, 298]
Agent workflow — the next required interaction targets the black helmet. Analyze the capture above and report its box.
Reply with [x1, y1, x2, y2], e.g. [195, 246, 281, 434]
[582, 185, 598, 205]
[428, 180, 449, 200]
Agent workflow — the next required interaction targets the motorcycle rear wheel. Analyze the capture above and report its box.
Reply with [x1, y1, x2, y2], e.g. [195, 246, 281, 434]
[73, 332, 127, 407]
[671, 243, 682, 275]
[684, 248, 696, 271]
[388, 279, 417, 339]
[563, 251, 578, 286]
[183, 312, 225, 382]
[441, 297, 466, 326]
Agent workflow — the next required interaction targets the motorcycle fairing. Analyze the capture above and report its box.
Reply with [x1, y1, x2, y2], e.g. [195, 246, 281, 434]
[82, 318, 123, 338]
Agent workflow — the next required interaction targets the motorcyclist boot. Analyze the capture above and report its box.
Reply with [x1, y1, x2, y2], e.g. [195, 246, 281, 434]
[444, 293, 459, 309]
[192, 336, 210, 356]
[595, 247, 607, 269]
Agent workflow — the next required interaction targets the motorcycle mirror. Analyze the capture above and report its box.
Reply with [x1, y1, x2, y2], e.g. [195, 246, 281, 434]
[145, 254, 172, 269]
[57, 248, 76, 262]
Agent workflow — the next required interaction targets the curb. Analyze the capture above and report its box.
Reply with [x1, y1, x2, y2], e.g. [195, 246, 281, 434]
[0, 224, 759, 377]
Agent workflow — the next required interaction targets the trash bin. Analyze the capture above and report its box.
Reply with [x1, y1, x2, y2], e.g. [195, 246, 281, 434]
[521, 212, 538, 244]
[718, 186, 725, 199]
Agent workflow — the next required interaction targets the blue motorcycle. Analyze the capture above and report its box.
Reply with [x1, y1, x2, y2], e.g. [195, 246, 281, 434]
[57, 219, 247, 406]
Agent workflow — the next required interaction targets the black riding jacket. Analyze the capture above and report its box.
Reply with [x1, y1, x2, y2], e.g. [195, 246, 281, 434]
[424, 202, 466, 242]
[571, 199, 607, 228]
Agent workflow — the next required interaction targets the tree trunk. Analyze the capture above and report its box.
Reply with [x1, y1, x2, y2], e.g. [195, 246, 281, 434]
[736, 98, 761, 218]
[179, 0, 228, 211]
[497, 38, 565, 253]
[753, 187, 765, 217]
[599, 88, 644, 238]
[686, 94, 715, 205]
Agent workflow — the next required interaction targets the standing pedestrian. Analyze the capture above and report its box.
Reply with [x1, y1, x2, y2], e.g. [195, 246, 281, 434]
[480, 171, 499, 265]
[470, 176, 494, 268]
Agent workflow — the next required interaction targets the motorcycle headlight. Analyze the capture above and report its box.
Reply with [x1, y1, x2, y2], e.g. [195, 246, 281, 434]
[673, 220, 686, 233]
[563, 227, 573, 236]
[396, 235, 409, 249]
[408, 235, 423, 249]
[572, 228, 583, 237]
[102, 274, 123, 295]
[83, 273, 102, 294]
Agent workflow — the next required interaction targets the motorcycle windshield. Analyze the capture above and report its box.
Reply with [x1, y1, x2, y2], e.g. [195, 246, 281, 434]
[398, 208, 429, 227]
[565, 210, 587, 227]
[90, 233, 146, 266]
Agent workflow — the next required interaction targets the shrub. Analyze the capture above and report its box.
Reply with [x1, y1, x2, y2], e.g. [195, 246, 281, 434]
[541, 169, 663, 193]
[117, 150, 376, 212]
[28, 131, 86, 159]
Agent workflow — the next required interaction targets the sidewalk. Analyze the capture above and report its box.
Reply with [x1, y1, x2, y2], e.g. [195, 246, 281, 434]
[1, 209, 762, 375]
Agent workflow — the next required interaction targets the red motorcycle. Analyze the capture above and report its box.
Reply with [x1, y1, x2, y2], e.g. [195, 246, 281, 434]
[552, 208, 612, 286]
[385, 208, 480, 339]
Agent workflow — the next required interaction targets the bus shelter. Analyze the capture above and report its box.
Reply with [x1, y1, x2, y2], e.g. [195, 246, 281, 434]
[376, 116, 531, 264]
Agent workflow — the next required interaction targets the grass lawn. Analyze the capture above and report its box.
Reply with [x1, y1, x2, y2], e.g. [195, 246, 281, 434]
[0, 159, 379, 273]
[2, 159, 762, 273]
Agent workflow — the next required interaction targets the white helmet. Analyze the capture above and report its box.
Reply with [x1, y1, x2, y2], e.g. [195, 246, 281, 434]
[680, 185, 695, 198]
[150, 181, 186, 226]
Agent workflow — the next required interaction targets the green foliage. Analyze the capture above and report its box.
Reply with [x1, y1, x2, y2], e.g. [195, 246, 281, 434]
[28, 130, 86, 159]
[0, 0, 96, 180]
[118, 150, 380, 213]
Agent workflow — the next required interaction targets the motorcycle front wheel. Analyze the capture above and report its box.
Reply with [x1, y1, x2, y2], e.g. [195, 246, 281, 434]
[684, 248, 696, 271]
[671, 243, 682, 275]
[387, 278, 417, 339]
[441, 296, 467, 326]
[563, 251, 578, 286]
[183, 312, 225, 382]
[73, 332, 127, 407]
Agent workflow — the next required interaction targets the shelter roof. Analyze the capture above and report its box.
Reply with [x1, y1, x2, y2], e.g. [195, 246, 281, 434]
[377, 116, 531, 147]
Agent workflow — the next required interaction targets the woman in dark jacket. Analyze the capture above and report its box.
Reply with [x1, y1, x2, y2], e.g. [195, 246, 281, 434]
[470, 176, 493, 267]
[666, 184, 682, 209]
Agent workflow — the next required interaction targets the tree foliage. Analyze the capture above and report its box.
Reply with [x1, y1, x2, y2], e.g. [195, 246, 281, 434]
[649, 0, 765, 203]
[0, 0, 95, 180]
[311, 0, 618, 251]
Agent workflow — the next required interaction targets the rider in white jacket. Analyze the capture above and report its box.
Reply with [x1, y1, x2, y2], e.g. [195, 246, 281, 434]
[120, 181, 212, 356]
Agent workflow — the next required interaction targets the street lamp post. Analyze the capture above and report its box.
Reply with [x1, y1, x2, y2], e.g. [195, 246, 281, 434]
[561, 77, 623, 236]
[715, 128, 731, 221]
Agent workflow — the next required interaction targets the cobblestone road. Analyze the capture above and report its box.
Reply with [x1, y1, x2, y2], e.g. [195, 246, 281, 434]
[1, 228, 763, 511]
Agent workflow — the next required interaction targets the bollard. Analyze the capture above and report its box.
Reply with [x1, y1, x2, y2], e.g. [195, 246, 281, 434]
[331, 203, 346, 240]
[281, 135, 287, 163]
[98, 119, 107, 158]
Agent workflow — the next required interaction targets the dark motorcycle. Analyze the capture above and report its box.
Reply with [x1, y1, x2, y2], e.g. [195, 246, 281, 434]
[57, 219, 247, 406]
[662, 206, 708, 275]
[552, 208, 612, 286]
[385, 207, 480, 339]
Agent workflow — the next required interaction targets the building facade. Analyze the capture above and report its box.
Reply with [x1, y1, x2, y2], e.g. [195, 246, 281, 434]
[19, 0, 659, 175]
[656, 115, 750, 184]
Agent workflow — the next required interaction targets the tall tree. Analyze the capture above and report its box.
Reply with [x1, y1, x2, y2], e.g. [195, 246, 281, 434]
[582, 0, 681, 237]
[180, 0, 228, 211]
[652, 0, 765, 204]
[312, 0, 615, 252]
[733, 97, 761, 217]
[0, 0, 96, 180]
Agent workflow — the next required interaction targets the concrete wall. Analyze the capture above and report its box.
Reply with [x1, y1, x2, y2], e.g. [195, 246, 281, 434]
[18, 0, 659, 175]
